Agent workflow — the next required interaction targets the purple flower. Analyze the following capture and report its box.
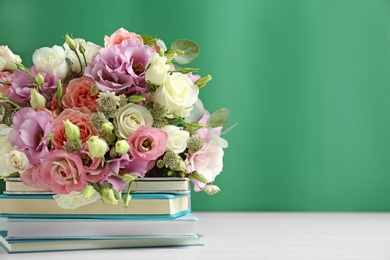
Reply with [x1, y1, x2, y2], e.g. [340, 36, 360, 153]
[8, 107, 52, 164]
[100, 153, 150, 192]
[84, 39, 153, 95]
[10, 66, 58, 107]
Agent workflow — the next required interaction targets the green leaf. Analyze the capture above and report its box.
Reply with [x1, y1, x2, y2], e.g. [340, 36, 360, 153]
[207, 108, 230, 127]
[170, 39, 200, 64]
[208, 128, 229, 148]
[221, 122, 239, 135]
[141, 34, 158, 46]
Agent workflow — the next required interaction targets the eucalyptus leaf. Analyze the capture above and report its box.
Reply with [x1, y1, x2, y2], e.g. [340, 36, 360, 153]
[221, 122, 239, 135]
[208, 128, 229, 148]
[185, 99, 205, 123]
[171, 39, 200, 64]
[207, 108, 230, 127]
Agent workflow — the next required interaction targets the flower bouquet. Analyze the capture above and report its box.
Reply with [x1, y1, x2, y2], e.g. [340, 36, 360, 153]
[0, 28, 233, 209]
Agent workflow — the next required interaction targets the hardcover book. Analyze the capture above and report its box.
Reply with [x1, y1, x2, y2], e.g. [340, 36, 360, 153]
[0, 231, 203, 253]
[0, 193, 190, 218]
[4, 213, 198, 239]
[4, 177, 191, 195]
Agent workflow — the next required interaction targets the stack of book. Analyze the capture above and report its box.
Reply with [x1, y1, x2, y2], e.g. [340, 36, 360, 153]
[0, 177, 202, 253]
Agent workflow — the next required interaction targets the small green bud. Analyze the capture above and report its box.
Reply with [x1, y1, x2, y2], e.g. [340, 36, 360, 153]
[87, 136, 108, 158]
[165, 49, 180, 63]
[35, 73, 45, 86]
[79, 44, 86, 54]
[124, 193, 132, 208]
[82, 184, 96, 200]
[195, 74, 212, 89]
[65, 34, 77, 51]
[203, 184, 221, 195]
[121, 173, 138, 183]
[63, 119, 80, 141]
[101, 121, 114, 133]
[100, 187, 118, 205]
[115, 140, 130, 155]
[156, 159, 164, 168]
[128, 95, 146, 103]
[30, 88, 46, 110]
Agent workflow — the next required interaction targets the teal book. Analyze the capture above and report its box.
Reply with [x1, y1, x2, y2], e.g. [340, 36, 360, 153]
[4, 213, 198, 239]
[0, 193, 190, 219]
[0, 231, 203, 253]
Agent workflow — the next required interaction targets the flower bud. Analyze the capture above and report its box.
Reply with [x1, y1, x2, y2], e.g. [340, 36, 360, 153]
[203, 184, 221, 195]
[78, 44, 86, 54]
[101, 121, 114, 132]
[65, 34, 77, 51]
[35, 73, 45, 86]
[115, 140, 130, 155]
[195, 74, 212, 89]
[124, 193, 132, 208]
[128, 95, 146, 103]
[63, 119, 80, 141]
[121, 173, 138, 182]
[30, 88, 46, 110]
[100, 187, 118, 205]
[82, 184, 96, 200]
[87, 136, 108, 158]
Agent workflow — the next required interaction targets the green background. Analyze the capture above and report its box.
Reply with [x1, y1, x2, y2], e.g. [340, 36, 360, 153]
[1, 0, 389, 211]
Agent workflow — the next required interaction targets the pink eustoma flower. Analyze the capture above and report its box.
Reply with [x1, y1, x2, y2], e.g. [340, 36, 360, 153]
[128, 125, 168, 162]
[39, 150, 87, 194]
[8, 107, 52, 164]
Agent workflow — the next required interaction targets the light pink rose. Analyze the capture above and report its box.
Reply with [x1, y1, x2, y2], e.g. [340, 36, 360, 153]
[20, 165, 51, 191]
[127, 125, 168, 162]
[38, 150, 87, 194]
[104, 28, 143, 48]
[186, 140, 224, 191]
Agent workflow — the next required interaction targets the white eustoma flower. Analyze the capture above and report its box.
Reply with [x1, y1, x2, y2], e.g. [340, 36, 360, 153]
[32, 45, 68, 79]
[53, 190, 101, 210]
[153, 73, 199, 118]
[162, 125, 190, 154]
[64, 38, 101, 73]
[0, 45, 22, 71]
[203, 184, 221, 195]
[5, 150, 32, 173]
[0, 124, 17, 177]
[145, 52, 170, 85]
[114, 103, 154, 139]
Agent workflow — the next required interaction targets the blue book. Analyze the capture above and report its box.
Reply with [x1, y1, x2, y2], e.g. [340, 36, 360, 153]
[0, 231, 203, 253]
[0, 193, 190, 219]
[4, 213, 198, 239]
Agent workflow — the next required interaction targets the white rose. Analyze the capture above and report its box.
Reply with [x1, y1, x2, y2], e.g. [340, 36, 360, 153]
[162, 125, 190, 154]
[145, 52, 170, 85]
[0, 45, 22, 71]
[154, 73, 199, 118]
[0, 124, 17, 177]
[5, 150, 32, 173]
[32, 45, 68, 79]
[53, 190, 101, 210]
[64, 38, 101, 73]
[114, 103, 154, 139]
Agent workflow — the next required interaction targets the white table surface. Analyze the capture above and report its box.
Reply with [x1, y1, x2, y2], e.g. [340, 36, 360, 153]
[1, 212, 390, 259]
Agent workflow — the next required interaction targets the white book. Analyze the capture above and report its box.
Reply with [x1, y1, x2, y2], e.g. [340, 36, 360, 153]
[4, 177, 190, 194]
[0, 232, 203, 253]
[4, 214, 198, 239]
